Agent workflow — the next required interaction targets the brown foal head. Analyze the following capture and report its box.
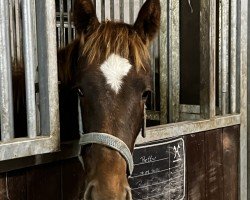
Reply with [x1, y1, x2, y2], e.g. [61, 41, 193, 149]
[67, 0, 161, 199]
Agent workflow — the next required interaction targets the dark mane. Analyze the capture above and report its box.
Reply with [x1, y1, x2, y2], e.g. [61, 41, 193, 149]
[57, 40, 80, 85]
[79, 21, 150, 71]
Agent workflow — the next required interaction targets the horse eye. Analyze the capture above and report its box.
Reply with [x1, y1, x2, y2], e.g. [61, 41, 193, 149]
[142, 91, 150, 101]
[77, 88, 84, 97]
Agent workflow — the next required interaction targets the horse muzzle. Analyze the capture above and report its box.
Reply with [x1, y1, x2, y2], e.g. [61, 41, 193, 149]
[83, 180, 132, 200]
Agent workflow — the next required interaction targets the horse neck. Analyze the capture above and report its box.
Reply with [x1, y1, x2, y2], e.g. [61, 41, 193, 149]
[57, 39, 80, 86]
[57, 39, 81, 141]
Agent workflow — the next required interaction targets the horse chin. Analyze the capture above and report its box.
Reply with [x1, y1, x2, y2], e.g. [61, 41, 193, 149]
[83, 183, 132, 200]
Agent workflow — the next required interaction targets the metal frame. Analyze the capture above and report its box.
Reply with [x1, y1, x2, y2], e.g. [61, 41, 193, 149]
[0, 0, 60, 161]
[0, 0, 14, 141]
[22, 0, 38, 138]
[239, 0, 248, 198]
[137, 114, 240, 144]
[168, 0, 180, 123]
[248, 0, 250, 198]
[159, 0, 168, 124]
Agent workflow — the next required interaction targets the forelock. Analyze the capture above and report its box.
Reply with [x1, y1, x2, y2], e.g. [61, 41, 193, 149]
[80, 21, 150, 71]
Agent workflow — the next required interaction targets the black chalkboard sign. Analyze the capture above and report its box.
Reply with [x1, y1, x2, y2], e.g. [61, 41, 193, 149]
[129, 138, 185, 200]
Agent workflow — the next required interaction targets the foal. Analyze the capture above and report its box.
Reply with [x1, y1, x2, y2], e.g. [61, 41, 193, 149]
[59, 0, 161, 199]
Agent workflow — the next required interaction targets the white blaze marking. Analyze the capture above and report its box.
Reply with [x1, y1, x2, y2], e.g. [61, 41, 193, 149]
[100, 54, 132, 94]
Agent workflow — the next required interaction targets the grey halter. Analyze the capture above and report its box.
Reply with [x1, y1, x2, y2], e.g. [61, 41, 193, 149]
[79, 132, 134, 175]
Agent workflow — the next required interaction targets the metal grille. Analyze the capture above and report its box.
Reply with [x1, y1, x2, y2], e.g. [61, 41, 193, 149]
[55, 0, 241, 125]
[0, 0, 59, 161]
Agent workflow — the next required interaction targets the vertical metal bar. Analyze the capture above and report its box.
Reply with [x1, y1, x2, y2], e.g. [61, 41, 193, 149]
[221, 0, 229, 115]
[9, 0, 16, 63]
[15, 0, 22, 63]
[0, 0, 14, 141]
[230, 0, 237, 114]
[123, 0, 129, 23]
[31, 0, 39, 133]
[159, 0, 168, 124]
[114, 0, 120, 20]
[40, 4, 50, 134]
[59, 0, 64, 48]
[105, 0, 110, 19]
[210, 0, 216, 119]
[36, 0, 59, 141]
[36, 0, 49, 135]
[57, 27, 60, 49]
[140, 0, 144, 7]
[218, 0, 222, 115]
[31, 0, 37, 65]
[133, 0, 140, 22]
[110, 0, 114, 20]
[22, 0, 37, 138]
[63, 27, 66, 45]
[45, 0, 59, 144]
[168, 0, 180, 123]
[236, 0, 241, 115]
[67, 0, 72, 43]
[95, 0, 102, 21]
[101, 0, 105, 21]
[247, 0, 250, 198]
[72, 0, 76, 39]
[150, 41, 155, 110]
[200, 0, 216, 119]
[120, 0, 124, 22]
[129, 0, 134, 24]
[239, 0, 248, 198]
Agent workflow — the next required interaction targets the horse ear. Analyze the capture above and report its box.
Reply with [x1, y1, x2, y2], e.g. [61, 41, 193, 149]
[73, 0, 100, 35]
[134, 0, 161, 44]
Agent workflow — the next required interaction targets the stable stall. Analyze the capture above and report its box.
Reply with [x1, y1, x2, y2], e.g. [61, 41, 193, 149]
[0, 0, 248, 199]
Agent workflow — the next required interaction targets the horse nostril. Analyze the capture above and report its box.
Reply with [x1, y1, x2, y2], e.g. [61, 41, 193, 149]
[84, 182, 96, 200]
[125, 187, 132, 200]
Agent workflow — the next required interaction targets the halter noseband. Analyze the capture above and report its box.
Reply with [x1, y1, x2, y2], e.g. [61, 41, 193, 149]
[79, 132, 134, 175]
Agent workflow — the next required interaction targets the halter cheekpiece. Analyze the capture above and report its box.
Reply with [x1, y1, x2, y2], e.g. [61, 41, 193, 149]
[79, 132, 134, 175]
